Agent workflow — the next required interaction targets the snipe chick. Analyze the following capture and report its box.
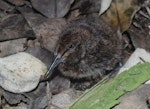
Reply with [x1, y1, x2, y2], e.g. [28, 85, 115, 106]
[46, 17, 122, 79]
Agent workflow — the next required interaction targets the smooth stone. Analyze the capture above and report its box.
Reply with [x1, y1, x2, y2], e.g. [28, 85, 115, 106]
[113, 85, 150, 109]
[119, 48, 150, 74]
[0, 38, 26, 57]
[51, 89, 82, 109]
[0, 52, 47, 93]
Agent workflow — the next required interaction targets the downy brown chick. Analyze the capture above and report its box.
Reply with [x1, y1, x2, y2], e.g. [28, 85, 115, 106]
[45, 17, 122, 79]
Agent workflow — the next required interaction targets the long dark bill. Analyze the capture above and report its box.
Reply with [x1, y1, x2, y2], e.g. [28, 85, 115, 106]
[45, 55, 62, 79]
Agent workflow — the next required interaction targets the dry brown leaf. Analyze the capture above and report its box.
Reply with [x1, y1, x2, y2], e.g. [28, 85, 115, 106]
[31, 0, 74, 18]
[0, 38, 27, 57]
[101, 0, 140, 32]
[0, 14, 35, 41]
[18, 6, 67, 52]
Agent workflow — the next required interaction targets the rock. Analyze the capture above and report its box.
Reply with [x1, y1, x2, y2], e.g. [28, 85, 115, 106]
[119, 48, 150, 74]
[16, 103, 28, 109]
[3, 103, 28, 109]
[0, 0, 14, 12]
[29, 96, 48, 109]
[24, 82, 48, 108]
[49, 105, 60, 109]
[31, 0, 74, 18]
[3, 91, 26, 105]
[49, 75, 71, 94]
[24, 82, 46, 98]
[113, 84, 150, 109]
[0, 52, 47, 93]
[146, 80, 150, 84]
[51, 89, 82, 109]
[26, 45, 54, 67]
[0, 38, 26, 57]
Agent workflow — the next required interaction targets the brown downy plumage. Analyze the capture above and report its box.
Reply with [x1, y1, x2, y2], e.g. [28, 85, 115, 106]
[45, 16, 122, 79]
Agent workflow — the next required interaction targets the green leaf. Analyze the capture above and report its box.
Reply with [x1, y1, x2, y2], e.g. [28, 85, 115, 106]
[69, 62, 150, 109]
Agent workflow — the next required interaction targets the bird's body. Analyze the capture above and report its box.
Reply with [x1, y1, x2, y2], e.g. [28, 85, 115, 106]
[46, 17, 122, 79]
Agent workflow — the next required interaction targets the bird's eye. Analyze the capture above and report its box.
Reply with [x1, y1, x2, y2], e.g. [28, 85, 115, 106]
[68, 44, 74, 49]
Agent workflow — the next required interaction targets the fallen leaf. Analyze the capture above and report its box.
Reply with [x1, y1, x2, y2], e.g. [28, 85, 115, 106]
[3, 92, 25, 105]
[18, 6, 67, 52]
[3, 103, 28, 109]
[0, 14, 35, 41]
[0, 38, 27, 57]
[31, 0, 74, 18]
[100, 0, 140, 32]
[118, 48, 150, 74]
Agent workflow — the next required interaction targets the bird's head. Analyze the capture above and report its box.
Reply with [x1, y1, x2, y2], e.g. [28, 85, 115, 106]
[45, 27, 87, 78]
[56, 30, 82, 60]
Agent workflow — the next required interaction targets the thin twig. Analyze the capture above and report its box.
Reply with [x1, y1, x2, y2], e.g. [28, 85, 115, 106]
[145, 6, 150, 17]
[139, 10, 150, 19]
[46, 82, 52, 109]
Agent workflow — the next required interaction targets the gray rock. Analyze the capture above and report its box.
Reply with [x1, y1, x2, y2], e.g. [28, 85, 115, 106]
[32, 96, 48, 109]
[3, 91, 25, 105]
[49, 75, 71, 94]
[119, 48, 150, 74]
[113, 85, 150, 109]
[0, 52, 47, 93]
[0, 38, 26, 57]
[3, 103, 28, 109]
[0, 0, 14, 12]
[0, 14, 35, 41]
[51, 89, 82, 109]
[18, 7, 66, 52]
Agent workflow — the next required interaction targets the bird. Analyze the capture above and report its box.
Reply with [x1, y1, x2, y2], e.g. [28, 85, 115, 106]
[45, 16, 122, 79]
